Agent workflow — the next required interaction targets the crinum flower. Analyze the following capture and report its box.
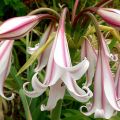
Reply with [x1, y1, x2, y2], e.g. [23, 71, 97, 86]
[80, 33, 120, 119]
[23, 8, 92, 111]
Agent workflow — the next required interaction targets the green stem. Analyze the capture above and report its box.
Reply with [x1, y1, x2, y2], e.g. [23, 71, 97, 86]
[19, 89, 32, 120]
[85, 12, 102, 43]
[51, 100, 63, 120]
[27, 7, 60, 18]
[26, 34, 30, 80]
[52, 0, 57, 10]
[0, 97, 4, 119]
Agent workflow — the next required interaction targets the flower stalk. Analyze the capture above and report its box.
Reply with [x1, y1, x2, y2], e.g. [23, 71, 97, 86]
[51, 99, 63, 120]
[28, 7, 60, 18]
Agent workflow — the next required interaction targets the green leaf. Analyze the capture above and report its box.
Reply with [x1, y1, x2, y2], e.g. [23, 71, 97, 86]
[109, 38, 117, 50]
[19, 89, 32, 120]
[3, 0, 11, 5]
[62, 109, 92, 120]
[10, 66, 23, 88]
[51, 99, 63, 120]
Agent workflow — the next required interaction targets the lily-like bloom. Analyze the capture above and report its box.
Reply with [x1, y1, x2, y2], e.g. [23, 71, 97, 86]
[0, 40, 14, 100]
[80, 34, 120, 119]
[0, 14, 55, 40]
[23, 8, 92, 111]
[96, 8, 120, 28]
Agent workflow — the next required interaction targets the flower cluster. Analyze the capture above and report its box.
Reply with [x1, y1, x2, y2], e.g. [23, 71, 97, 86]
[0, 3, 120, 119]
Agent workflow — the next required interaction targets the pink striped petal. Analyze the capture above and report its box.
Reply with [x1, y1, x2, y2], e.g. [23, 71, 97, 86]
[115, 64, 120, 107]
[100, 40, 120, 111]
[64, 58, 89, 80]
[115, 64, 120, 98]
[23, 73, 47, 98]
[62, 72, 93, 102]
[97, 8, 120, 28]
[81, 38, 97, 87]
[54, 21, 89, 82]
[27, 23, 53, 72]
[23, 82, 44, 98]
[0, 40, 14, 100]
[41, 80, 65, 111]
[101, 35, 118, 61]
[0, 14, 55, 40]
[80, 34, 120, 119]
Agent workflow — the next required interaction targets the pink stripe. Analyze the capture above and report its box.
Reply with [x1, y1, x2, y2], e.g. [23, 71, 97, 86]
[0, 14, 54, 35]
[0, 41, 13, 59]
[1, 52, 12, 92]
[61, 29, 68, 67]
[0, 17, 39, 35]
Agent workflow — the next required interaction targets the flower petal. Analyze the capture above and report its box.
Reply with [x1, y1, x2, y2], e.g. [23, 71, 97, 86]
[115, 64, 120, 100]
[54, 24, 89, 81]
[115, 64, 120, 87]
[27, 23, 53, 72]
[0, 14, 55, 40]
[97, 8, 120, 28]
[23, 82, 43, 98]
[27, 43, 40, 54]
[41, 80, 65, 111]
[65, 58, 89, 80]
[62, 72, 92, 102]
[35, 44, 52, 72]
[23, 73, 47, 98]
[101, 47, 120, 111]
[0, 40, 14, 100]
[81, 38, 97, 87]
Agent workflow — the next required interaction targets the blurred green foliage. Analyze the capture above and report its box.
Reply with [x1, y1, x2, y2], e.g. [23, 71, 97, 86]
[0, 0, 27, 19]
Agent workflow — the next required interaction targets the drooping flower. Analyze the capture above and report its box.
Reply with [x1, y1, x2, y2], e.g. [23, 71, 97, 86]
[96, 8, 120, 28]
[23, 8, 92, 111]
[80, 34, 120, 119]
[0, 40, 14, 100]
[0, 14, 56, 40]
